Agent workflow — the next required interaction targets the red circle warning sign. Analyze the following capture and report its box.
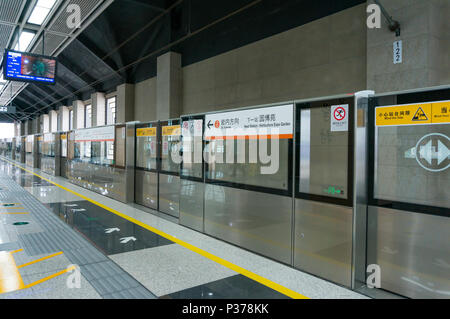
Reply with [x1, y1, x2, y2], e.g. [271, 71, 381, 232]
[334, 107, 346, 121]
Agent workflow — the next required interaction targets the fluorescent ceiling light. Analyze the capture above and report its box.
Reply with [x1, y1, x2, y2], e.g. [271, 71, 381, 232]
[27, 0, 57, 25]
[14, 30, 36, 51]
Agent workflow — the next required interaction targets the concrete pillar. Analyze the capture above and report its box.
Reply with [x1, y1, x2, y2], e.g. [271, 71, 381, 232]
[20, 121, 25, 136]
[116, 84, 135, 123]
[91, 92, 106, 126]
[24, 120, 32, 135]
[39, 115, 44, 133]
[49, 110, 58, 132]
[156, 51, 182, 120]
[42, 114, 50, 133]
[14, 122, 21, 137]
[72, 100, 85, 129]
[58, 106, 70, 131]
[31, 118, 37, 134]
[367, 0, 450, 92]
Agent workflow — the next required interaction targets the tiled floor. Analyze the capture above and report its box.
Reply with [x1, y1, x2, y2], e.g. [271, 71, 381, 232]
[0, 158, 369, 299]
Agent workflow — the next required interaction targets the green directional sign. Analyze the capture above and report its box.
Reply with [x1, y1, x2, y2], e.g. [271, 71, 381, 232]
[13, 222, 29, 226]
[324, 186, 343, 195]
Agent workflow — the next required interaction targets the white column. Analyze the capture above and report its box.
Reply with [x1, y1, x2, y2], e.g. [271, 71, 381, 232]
[72, 100, 85, 129]
[49, 110, 58, 132]
[58, 106, 70, 131]
[91, 92, 106, 126]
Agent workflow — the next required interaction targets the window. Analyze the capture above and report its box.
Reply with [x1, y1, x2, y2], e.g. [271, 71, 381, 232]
[27, 0, 57, 25]
[106, 97, 116, 125]
[161, 122, 181, 173]
[85, 104, 92, 128]
[136, 124, 158, 170]
[374, 123, 450, 209]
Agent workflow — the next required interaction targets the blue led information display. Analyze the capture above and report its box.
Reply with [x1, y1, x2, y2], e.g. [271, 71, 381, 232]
[3, 50, 57, 84]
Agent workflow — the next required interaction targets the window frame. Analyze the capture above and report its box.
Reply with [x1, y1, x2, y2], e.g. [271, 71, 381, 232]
[294, 98, 355, 207]
[368, 89, 450, 217]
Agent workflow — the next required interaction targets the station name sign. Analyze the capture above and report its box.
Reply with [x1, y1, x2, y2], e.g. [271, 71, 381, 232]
[376, 100, 450, 126]
[204, 104, 294, 140]
[74, 125, 115, 142]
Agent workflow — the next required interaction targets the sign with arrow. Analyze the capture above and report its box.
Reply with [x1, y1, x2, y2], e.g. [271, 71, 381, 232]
[404, 133, 450, 172]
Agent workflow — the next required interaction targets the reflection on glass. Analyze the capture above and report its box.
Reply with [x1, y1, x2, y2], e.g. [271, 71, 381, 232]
[136, 126, 158, 170]
[181, 119, 203, 179]
[205, 138, 289, 190]
[161, 125, 180, 173]
[298, 106, 349, 199]
[374, 124, 450, 208]
[73, 141, 113, 166]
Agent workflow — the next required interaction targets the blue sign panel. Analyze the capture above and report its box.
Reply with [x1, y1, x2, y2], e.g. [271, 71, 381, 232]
[3, 50, 57, 85]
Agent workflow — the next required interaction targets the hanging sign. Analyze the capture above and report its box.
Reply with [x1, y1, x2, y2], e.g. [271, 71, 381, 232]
[75, 125, 115, 142]
[136, 127, 156, 137]
[330, 104, 349, 132]
[204, 104, 293, 140]
[376, 101, 450, 126]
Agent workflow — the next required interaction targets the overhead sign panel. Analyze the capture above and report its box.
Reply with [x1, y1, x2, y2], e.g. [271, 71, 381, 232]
[204, 104, 294, 140]
[0, 106, 16, 113]
[74, 125, 114, 142]
[376, 101, 450, 126]
[3, 50, 57, 85]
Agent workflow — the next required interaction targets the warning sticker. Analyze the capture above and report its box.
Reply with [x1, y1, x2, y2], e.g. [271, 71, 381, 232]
[375, 101, 450, 126]
[136, 127, 156, 137]
[412, 107, 429, 121]
[162, 125, 181, 136]
[330, 104, 349, 132]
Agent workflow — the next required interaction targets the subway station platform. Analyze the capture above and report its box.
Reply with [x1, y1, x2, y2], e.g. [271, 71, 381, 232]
[0, 157, 369, 299]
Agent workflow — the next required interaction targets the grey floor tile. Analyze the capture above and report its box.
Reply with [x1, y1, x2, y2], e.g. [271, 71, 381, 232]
[110, 244, 237, 297]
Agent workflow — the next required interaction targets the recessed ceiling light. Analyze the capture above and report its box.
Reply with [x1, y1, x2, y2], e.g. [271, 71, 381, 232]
[14, 31, 36, 51]
[27, 0, 57, 25]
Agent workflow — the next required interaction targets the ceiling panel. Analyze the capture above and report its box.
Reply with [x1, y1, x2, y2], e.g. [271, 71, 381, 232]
[0, 0, 24, 23]
[48, 0, 103, 35]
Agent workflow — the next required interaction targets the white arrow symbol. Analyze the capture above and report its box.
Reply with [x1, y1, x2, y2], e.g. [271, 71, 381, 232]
[119, 236, 137, 244]
[64, 204, 78, 207]
[70, 208, 86, 212]
[105, 227, 120, 234]
[381, 246, 398, 255]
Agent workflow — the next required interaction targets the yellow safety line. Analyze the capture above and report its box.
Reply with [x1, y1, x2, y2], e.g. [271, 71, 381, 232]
[3, 158, 308, 299]
[0, 212, 29, 215]
[10, 249, 23, 254]
[23, 266, 76, 289]
[17, 252, 63, 269]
